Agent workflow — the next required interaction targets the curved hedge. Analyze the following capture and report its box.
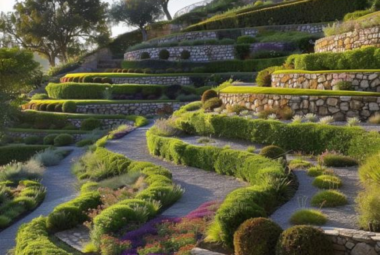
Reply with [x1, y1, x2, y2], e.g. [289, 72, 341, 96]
[146, 127, 286, 247]
[0, 145, 49, 166]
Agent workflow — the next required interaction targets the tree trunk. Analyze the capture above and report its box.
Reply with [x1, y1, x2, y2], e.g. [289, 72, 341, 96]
[141, 27, 148, 41]
[163, 5, 172, 20]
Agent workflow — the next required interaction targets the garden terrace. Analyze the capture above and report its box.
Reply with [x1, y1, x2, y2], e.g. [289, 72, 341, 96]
[219, 86, 380, 121]
[184, 0, 365, 32]
[272, 70, 380, 92]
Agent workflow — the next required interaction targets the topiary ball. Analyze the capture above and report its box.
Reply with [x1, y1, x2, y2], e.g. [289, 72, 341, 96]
[140, 52, 150, 60]
[54, 134, 74, 146]
[260, 145, 286, 159]
[180, 50, 191, 60]
[62, 101, 76, 113]
[201, 89, 218, 103]
[276, 226, 333, 255]
[159, 49, 170, 60]
[203, 98, 223, 111]
[234, 217, 282, 255]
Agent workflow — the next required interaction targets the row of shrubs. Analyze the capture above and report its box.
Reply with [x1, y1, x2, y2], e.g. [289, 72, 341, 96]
[147, 126, 288, 247]
[122, 57, 287, 73]
[45, 83, 207, 101]
[0, 145, 48, 166]
[60, 76, 113, 84]
[22, 101, 77, 114]
[184, 0, 366, 31]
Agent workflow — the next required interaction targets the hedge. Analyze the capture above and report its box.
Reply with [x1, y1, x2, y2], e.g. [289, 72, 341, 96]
[146, 127, 286, 247]
[0, 145, 48, 166]
[220, 86, 380, 97]
[122, 58, 287, 73]
[184, 0, 366, 31]
[289, 47, 380, 70]
[173, 110, 380, 161]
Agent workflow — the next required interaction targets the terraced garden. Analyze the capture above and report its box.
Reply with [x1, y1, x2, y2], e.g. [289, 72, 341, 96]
[1, 0, 380, 254]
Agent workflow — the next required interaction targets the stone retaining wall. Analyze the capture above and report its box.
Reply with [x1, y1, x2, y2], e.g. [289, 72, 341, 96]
[67, 119, 134, 130]
[7, 132, 84, 142]
[315, 26, 380, 53]
[76, 102, 187, 116]
[124, 42, 291, 62]
[149, 23, 326, 45]
[220, 93, 380, 121]
[272, 72, 380, 92]
[111, 76, 191, 85]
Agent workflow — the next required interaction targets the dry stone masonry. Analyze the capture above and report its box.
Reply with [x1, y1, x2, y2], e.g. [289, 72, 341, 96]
[76, 102, 187, 116]
[219, 93, 380, 121]
[67, 119, 134, 130]
[315, 26, 380, 53]
[323, 227, 380, 255]
[111, 76, 191, 85]
[7, 132, 84, 142]
[272, 72, 380, 92]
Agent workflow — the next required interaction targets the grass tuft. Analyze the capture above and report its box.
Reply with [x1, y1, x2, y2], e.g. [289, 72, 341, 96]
[290, 209, 328, 226]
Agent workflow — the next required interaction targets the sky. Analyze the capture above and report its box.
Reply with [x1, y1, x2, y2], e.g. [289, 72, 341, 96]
[0, 0, 202, 37]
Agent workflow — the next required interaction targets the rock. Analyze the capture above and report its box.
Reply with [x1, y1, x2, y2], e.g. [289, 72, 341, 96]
[369, 103, 380, 111]
[327, 98, 339, 106]
[351, 243, 377, 255]
[346, 242, 356, 250]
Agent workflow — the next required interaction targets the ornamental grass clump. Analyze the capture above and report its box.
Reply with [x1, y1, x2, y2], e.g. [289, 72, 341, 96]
[319, 151, 358, 167]
[154, 118, 182, 137]
[368, 113, 380, 124]
[313, 175, 342, 189]
[304, 113, 318, 122]
[290, 209, 327, 225]
[347, 117, 360, 127]
[291, 115, 303, 124]
[311, 190, 348, 207]
[307, 165, 327, 177]
[288, 158, 313, 170]
[319, 116, 334, 125]
[260, 145, 286, 159]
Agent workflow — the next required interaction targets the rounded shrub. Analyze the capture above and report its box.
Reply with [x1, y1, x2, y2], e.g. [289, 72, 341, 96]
[46, 206, 82, 231]
[313, 175, 342, 189]
[290, 209, 327, 225]
[311, 190, 348, 207]
[43, 134, 58, 145]
[39, 104, 48, 111]
[159, 49, 170, 60]
[76, 139, 94, 147]
[140, 52, 150, 60]
[54, 104, 63, 112]
[237, 35, 257, 44]
[307, 165, 326, 177]
[180, 50, 191, 60]
[81, 118, 102, 131]
[256, 66, 283, 87]
[203, 98, 223, 111]
[12, 196, 37, 210]
[321, 154, 358, 167]
[62, 101, 77, 113]
[46, 104, 57, 112]
[201, 89, 218, 103]
[0, 216, 11, 228]
[24, 136, 40, 145]
[54, 134, 74, 146]
[260, 145, 286, 160]
[276, 226, 333, 255]
[234, 217, 282, 255]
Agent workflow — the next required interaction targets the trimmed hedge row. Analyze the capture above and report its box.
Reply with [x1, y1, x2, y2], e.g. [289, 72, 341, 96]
[146, 127, 286, 247]
[173, 111, 380, 161]
[122, 58, 287, 73]
[290, 47, 380, 70]
[184, 0, 366, 31]
[0, 145, 48, 166]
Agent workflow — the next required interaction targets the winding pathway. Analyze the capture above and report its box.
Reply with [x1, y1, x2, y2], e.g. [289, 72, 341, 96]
[0, 148, 84, 254]
[106, 126, 246, 218]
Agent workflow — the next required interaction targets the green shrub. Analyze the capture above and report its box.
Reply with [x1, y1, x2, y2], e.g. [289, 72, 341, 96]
[288, 159, 313, 170]
[237, 36, 256, 44]
[54, 134, 74, 146]
[334, 81, 353, 91]
[290, 209, 327, 225]
[313, 175, 342, 189]
[359, 153, 380, 185]
[357, 185, 380, 231]
[322, 154, 358, 167]
[234, 44, 251, 60]
[140, 52, 150, 60]
[76, 139, 95, 147]
[43, 134, 58, 145]
[307, 165, 326, 177]
[203, 98, 223, 111]
[159, 49, 170, 60]
[81, 118, 102, 131]
[201, 89, 218, 103]
[180, 50, 191, 60]
[46, 103, 57, 112]
[62, 101, 76, 113]
[31, 93, 48, 100]
[256, 66, 283, 87]
[276, 226, 333, 255]
[292, 47, 380, 70]
[311, 190, 348, 207]
[46, 83, 112, 99]
[0, 216, 12, 228]
[234, 217, 282, 255]
[24, 136, 41, 145]
[260, 145, 286, 159]
[0, 145, 48, 166]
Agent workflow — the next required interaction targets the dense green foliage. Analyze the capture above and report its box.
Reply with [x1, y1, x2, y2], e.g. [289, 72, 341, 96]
[259, 145, 286, 159]
[0, 145, 48, 166]
[276, 226, 333, 255]
[234, 218, 282, 255]
[311, 190, 348, 207]
[322, 154, 359, 167]
[289, 209, 327, 225]
[185, 0, 366, 31]
[313, 175, 343, 189]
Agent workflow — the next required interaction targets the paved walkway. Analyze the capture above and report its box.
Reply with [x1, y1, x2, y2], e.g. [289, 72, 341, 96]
[0, 148, 83, 254]
[106, 126, 245, 218]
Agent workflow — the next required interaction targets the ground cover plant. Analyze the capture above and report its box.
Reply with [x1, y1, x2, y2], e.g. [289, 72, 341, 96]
[289, 209, 328, 225]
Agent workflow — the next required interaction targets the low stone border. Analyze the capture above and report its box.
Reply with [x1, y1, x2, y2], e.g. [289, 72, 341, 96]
[68, 119, 134, 130]
[6, 132, 85, 142]
[220, 92, 380, 121]
[76, 102, 187, 116]
[272, 71, 380, 92]
[111, 76, 191, 85]
[315, 26, 380, 53]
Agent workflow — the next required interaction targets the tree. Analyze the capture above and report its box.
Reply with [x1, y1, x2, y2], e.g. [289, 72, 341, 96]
[110, 0, 163, 41]
[160, 0, 172, 20]
[0, 0, 110, 67]
[0, 48, 42, 128]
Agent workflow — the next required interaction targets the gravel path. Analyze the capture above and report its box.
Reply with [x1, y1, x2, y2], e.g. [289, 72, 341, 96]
[106, 126, 245, 218]
[0, 148, 84, 254]
[179, 136, 362, 230]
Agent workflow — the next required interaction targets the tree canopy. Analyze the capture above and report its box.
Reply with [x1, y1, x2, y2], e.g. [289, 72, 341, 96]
[0, 0, 110, 67]
[110, 0, 163, 41]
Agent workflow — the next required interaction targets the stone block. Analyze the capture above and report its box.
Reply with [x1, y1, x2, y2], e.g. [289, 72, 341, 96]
[351, 243, 377, 255]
